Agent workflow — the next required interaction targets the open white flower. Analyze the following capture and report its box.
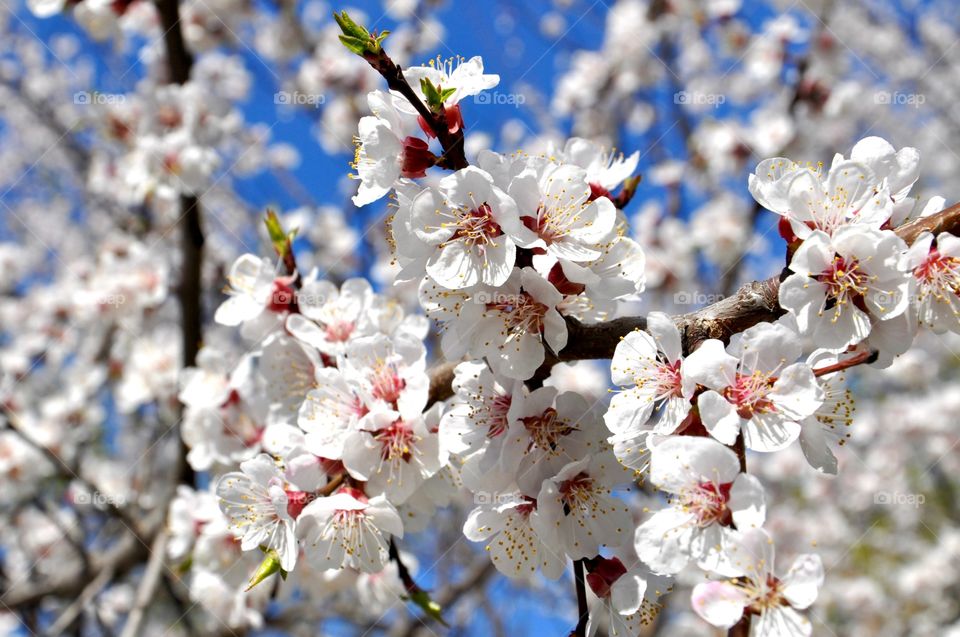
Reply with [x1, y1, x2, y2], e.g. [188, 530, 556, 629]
[692, 528, 823, 637]
[403, 56, 500, 106]
[403, 166, 537, 289]
[846, 136, 920, 225]
[683, 321, 823, 451]
[797, 350, 855, 476]
[557, 137, 639, 196]
[214, 254, 293, 331]
[510, 162, 618, 264]
[532, 452, 631, 560]
[341, 403, 445, 505]
[351, 91, 430, 207]
[286, 278, 372, 357]
[584, 556, 669, 637]
[259, 334, 325, 426]
[460, 267, 568, 380]
[216, 454, 304, 571]
[779, 227, 910, 351]
[297, 488, 404, 573]
[297, 366, 376, 461]
[555, 236, 647, 302]
[440, 360, 526, 492]
[339, 332, 429, 421]
[463, 492, 565, 580]
[901, 231, 960, 334]
[505, 386, 609, 497]
[748, 152, 892, 240]
[634, 436, 764, 576]
[605, 312, 695, 438]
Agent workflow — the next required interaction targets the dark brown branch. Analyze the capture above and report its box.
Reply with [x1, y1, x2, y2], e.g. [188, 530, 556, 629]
[572, 559, 589, 637]
[154, 0, 203, 370]
[360, 48, 468, 170]
[154, 0, 194, 85]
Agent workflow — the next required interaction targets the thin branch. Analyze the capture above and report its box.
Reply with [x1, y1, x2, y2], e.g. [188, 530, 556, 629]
[573, 559, 589, 637]
[47, 564, 115, 635]
[119, 529, 169, 637]
[358, 47, 468, 170]
[427, 201, 960, 403]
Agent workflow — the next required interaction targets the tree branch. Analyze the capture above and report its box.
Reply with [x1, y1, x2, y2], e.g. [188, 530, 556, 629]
[426, 201, 960, 401]
[572, 559, 589, 637]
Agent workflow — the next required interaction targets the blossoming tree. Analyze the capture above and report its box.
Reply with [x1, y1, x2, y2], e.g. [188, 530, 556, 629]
[3, 1, 960, 636]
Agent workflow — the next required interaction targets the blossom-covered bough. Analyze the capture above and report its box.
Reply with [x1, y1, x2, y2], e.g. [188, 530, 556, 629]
[195, 15, 960, 637]
[6, 1, 960, 636]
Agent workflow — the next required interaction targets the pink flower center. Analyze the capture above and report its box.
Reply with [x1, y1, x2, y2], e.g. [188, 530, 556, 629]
[486, 394, 513, 438]
[724, 372, 776, 419]
[681, 481, 733, 527]
[375, 420, 415, 462]
[486, 291, 548, 336]
[558, 472, 595, 510]
[450, 203, 503, 248]
[324, 320, 355, 343]
[641, 359, 683, 401]
[914, 248, 960, 296]
[268, 280, 298, 313]
[515, 496, 537, 517]
[352, 396, 370, 419]
[817, 255, 869, 305]
[370, 363, 406, 404]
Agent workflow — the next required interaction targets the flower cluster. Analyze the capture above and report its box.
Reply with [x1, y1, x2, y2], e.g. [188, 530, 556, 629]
[750, 137, 960, 357]
[197, 41, 959, 634]
[199, 267, 457, 577]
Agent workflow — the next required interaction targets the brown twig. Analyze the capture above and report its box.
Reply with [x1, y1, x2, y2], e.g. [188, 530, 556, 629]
[572, 559, 589, 637]
[359, 48, 468, 171]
